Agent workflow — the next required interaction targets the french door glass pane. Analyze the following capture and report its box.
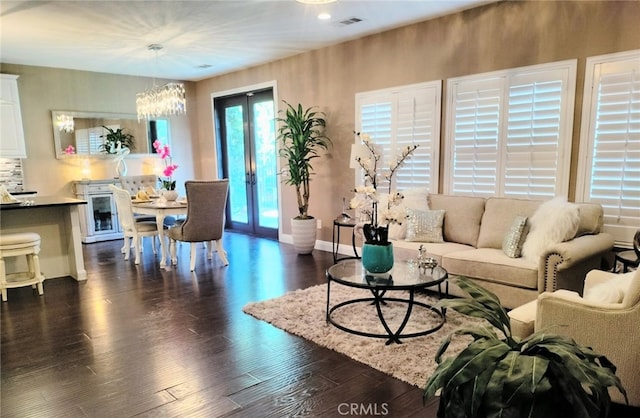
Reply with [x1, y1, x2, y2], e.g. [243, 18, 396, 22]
[225, 105, 249, 224]
[253, 100, 278, 229]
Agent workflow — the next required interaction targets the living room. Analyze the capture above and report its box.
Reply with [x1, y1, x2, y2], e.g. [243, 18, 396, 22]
[1, 0, 639, 416]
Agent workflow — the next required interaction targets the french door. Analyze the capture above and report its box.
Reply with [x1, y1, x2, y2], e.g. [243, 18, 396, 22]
[215, 89, 278, 239]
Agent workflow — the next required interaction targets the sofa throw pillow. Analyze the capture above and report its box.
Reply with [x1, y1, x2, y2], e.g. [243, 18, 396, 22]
[382, 188, 430, 241]
[502, 215, 529, 258]
[405, 208, 445, 243]
[521, 197, 580, 262]
[584, 273, 634, 304]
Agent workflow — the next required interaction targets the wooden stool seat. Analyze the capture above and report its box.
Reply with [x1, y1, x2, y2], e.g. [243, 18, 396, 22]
[0, 232, 45, 302]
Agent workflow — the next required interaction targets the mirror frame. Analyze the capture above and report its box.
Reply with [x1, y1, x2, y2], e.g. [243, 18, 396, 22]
[52, 110, 168, 159]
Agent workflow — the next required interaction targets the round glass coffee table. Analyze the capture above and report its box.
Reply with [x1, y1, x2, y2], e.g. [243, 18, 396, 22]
[326, 259, 449, 345]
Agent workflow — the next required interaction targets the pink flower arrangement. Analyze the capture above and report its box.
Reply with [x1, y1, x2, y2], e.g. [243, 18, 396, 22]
[153, 140, 179, 190]
[64, 145, 75, 155]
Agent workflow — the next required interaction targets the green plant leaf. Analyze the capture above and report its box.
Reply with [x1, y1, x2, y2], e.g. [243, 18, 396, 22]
[450, 277, 513, 338]
[437, 298, 508, 340]
[444, 338, 511, 390]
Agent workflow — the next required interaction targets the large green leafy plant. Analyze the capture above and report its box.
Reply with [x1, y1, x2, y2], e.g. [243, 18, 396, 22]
[424, 277, 627, 418]
[99, 125, 135, 154]
[276, 101, 331, 219]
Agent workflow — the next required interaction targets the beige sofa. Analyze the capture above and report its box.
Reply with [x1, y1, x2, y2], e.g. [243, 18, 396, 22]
[390, 194, 614, 309]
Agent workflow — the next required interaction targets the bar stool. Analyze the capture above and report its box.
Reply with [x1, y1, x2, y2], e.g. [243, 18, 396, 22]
[0, 232, 45, 302]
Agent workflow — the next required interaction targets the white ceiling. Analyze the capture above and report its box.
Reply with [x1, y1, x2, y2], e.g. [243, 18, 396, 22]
[0, 0, 494, 82]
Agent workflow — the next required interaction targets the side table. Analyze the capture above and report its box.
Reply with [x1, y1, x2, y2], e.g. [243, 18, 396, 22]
[332, 217, 360, 263]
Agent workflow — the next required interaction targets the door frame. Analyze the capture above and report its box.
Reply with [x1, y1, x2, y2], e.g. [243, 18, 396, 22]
[210, 80, 282, 239]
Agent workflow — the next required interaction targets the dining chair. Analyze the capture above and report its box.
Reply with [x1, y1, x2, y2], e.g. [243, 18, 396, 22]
[119, 175, 158, 195]
[167, 180, 229, 271]
[109, 185, 160, 264]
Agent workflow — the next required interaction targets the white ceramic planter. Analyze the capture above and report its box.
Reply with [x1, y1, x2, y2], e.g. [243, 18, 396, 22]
[291, 217, 317, 254]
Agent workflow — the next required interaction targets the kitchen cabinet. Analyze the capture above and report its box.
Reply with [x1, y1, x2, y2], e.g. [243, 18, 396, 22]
[0, 74, 27, 158]
[73, 179, 123, 243]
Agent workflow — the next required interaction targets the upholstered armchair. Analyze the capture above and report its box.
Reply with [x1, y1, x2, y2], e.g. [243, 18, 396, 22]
[167, 180, 229, 271]
[535, 268, 640, 406]
[109, 185, 159, 264]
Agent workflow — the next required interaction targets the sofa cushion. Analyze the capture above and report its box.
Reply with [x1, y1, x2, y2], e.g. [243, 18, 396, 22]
[575, 203, 604, 237]
[383, 188, 430, 240]
[442, 248, 538, 289]
[428, 194, 485, 247]
[477, 198, 541, 249]
[391, 240, 474, 263]
[405, 208, 445, 242]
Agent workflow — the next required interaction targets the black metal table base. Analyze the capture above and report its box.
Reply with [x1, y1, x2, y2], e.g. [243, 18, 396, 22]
[332, 220, 360, 263]
[326, 287, 446, 345]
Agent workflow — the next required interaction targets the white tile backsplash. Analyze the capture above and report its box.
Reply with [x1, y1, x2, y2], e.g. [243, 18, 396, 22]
[0, 158, 24, 192]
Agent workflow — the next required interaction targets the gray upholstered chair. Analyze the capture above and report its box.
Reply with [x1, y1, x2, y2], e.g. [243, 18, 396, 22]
[167, 180, 229, 271]
[119, 175, 158, 195]
[109, 185, 160, 264]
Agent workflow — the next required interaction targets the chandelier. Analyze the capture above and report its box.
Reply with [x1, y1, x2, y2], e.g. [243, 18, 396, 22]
[136, 44, 186, 121]
[56, 114, 74, 133]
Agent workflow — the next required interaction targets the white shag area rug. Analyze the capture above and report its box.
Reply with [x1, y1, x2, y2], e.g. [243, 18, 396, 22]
[243, 283, 482, 388]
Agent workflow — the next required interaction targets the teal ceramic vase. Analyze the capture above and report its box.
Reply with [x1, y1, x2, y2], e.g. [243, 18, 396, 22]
[361, 242, 394, 274]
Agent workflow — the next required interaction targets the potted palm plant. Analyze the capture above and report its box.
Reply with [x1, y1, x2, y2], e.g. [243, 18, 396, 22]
[276, 101, 331, 254]
[99, 125, 135, 154]
[424, 277, 627, 418]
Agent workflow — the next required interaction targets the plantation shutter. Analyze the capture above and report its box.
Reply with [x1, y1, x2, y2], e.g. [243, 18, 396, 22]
[449, 77, 502, 196]
[579, 51, 640, 244]
[75, 129, 90, 154]
[504, 69, 571, 199]
[394, 89, 437, 190]
[445, 60, 576, 197]
[356, 81, 441, 193]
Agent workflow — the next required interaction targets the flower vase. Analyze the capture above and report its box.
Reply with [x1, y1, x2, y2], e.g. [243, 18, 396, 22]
[162, 190, 178, 202]
[361, 242, 394, 275]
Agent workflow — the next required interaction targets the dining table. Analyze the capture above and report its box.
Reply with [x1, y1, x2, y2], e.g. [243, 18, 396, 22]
[131, 199, 187, 268]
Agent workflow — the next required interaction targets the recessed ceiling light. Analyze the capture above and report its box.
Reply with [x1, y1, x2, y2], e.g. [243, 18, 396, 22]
[318, 12, 331, 20]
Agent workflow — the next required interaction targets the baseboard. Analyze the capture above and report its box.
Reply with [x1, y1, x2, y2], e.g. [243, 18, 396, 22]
[278, 234, 360, 257]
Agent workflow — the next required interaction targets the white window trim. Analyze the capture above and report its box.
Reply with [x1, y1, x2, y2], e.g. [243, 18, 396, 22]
[444, 59, 577, 198]
[576, 49, 640, 247]
[354, 80, 442, 194]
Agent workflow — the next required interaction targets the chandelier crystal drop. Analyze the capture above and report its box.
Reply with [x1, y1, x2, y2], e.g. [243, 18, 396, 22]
[56, 114, 74, 133]
[136, 82, 186, 121]
[136, 44, 187, 121]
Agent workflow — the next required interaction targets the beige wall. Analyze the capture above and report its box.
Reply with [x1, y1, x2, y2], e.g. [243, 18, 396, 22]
[194, 0, 640, 242]
[0, 64, 197, 197]
[2, 1, 638, 244]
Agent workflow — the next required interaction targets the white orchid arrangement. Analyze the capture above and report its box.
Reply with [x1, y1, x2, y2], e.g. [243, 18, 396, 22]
[350, 132, 418, 244]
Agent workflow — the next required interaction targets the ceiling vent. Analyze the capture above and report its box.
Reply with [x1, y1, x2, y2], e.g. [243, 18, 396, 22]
[336, 17, 363, 26]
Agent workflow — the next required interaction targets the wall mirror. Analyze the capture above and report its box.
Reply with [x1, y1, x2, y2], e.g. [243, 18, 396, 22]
[52, 110, 170, 159]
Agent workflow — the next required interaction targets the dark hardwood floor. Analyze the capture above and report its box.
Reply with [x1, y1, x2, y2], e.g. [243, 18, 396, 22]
[2, 232, 636, 417]
[1, 232, 435, 417]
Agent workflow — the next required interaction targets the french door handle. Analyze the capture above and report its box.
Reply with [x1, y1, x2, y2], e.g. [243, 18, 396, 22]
[246, 171, 257, 185]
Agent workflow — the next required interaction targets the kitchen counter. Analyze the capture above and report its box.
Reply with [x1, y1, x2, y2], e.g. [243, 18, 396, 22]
[1, 196, 86, 210]
[1, 196, 88, 281]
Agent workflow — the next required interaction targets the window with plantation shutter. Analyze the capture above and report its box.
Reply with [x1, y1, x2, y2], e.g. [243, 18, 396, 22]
[445, 60, 576, 198]
[355, 81, 441, 193]
[577, 50, 640, 246]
